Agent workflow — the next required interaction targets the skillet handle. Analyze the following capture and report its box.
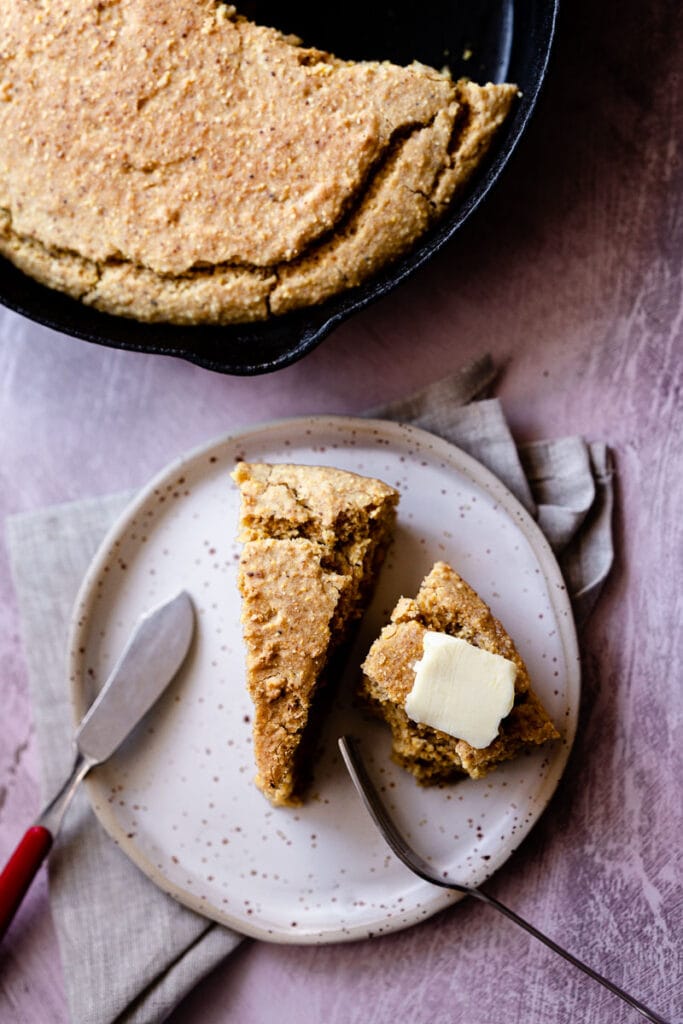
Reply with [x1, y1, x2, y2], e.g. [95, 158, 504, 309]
[0, 825, 53, 941]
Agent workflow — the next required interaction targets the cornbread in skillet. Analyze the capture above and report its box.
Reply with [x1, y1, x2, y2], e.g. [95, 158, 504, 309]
[0, 0, 517, 324]
[232, 462, 398, 806]
[361, 562, 559, 782]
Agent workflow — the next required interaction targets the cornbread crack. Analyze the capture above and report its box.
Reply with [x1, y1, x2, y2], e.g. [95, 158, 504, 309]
[361, 562, 559, 783]
[0, 0, 517, 323]
[232, 462, 398, 806]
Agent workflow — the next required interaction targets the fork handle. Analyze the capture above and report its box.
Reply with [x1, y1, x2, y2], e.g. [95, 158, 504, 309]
[0, 826, 53, 941]
[475, 888, 671, 1024]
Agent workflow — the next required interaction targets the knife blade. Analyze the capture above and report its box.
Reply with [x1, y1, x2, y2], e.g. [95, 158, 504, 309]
[76, 590, 195, 764]
[0, 590, 195, 941]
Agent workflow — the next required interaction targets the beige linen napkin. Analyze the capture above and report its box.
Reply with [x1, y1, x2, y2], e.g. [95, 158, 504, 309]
[6, 355, 614, 1024]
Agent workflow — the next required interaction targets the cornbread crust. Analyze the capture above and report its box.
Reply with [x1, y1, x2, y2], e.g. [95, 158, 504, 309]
[0, 1, 517, 324]
[232, 462, 398, 806]
[361, 562, 559, 783]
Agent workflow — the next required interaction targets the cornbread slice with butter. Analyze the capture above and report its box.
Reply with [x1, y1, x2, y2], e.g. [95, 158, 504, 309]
[232, 462, 398, 806]
[361, 562, 559, 782]
[0, 0, 517, 324]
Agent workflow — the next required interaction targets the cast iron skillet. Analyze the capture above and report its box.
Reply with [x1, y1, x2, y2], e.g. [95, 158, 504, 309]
[0, 0, 559, 375]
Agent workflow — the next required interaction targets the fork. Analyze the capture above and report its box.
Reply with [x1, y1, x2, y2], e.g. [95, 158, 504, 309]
[338, 736, 671, 1024]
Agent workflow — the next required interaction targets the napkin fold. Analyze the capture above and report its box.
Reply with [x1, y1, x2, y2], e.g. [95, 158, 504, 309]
[6, 355, 614, 1024]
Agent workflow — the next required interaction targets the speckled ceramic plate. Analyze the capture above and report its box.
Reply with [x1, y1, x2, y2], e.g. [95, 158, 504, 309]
[68, 416, 579, 943]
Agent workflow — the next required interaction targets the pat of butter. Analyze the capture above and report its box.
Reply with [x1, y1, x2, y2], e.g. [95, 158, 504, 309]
[405, 631, 516, 749]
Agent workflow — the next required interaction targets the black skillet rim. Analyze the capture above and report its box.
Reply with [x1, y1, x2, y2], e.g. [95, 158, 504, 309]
[0, 0, 559, 375]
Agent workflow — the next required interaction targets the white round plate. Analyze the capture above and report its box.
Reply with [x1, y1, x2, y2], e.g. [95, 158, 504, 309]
[69, 416, 580, 944]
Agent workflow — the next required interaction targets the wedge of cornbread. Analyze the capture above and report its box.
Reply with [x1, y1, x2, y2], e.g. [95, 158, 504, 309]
[232, 462, 398, 805]
[362, 562, 559, 783]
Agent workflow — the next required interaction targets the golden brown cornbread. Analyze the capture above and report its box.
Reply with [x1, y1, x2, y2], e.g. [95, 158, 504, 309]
[361, 562, 559, 782]
[0, 1, 517, 324]
[232, 462, 398, 806]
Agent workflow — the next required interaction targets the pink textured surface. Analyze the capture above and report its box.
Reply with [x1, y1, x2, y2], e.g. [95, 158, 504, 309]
[0, 0, 681, 1021]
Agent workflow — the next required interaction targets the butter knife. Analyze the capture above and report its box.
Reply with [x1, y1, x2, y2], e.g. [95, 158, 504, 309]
[0, 590, 195, 941]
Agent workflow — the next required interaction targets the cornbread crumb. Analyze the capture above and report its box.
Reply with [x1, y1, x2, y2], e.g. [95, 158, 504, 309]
[232, 462, 398, 806]
[361, 562, 559, 782]
[0, 1, 517, 324]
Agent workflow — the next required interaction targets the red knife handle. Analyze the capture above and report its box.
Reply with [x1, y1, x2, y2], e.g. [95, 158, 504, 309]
[0, 826, 53, 940]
